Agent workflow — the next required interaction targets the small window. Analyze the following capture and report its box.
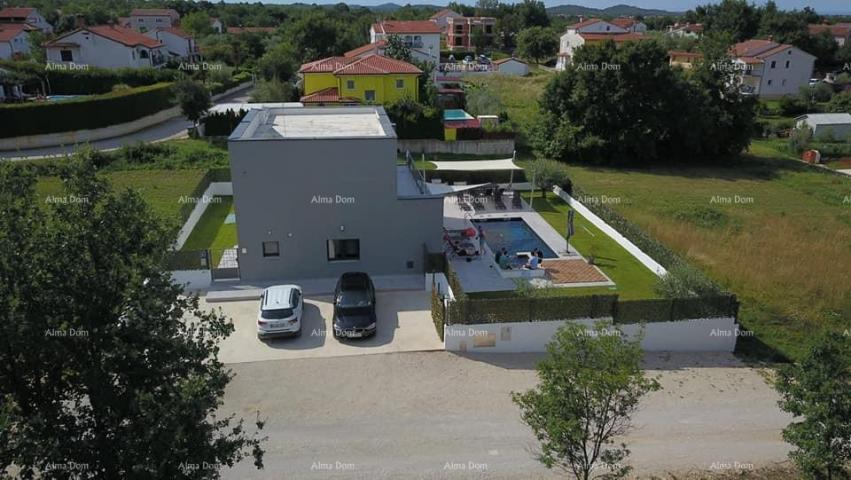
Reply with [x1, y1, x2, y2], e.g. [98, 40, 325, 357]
[770, 60, 776, 68]
[262, 241, 280, 257]
[60, 49, 73, 62]
[328, 239, 360, 261]
[156, 18, 162, 22]
[346, 79, 355, 90]
[395, 79, 404, 89]
[785, 60, 790, 68]
[767, 79, 773, 86]
[139, 50, 149, 59]
[364, 90, 376, 102]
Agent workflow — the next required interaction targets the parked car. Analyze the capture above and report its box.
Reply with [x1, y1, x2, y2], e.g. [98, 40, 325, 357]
[332, 272, 377, 339]
[257, 285, 303, 339]
[463, 55, 473, 65]
[477, 55, 491, 65]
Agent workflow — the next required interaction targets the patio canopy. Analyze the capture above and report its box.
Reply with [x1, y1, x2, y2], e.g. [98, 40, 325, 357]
[426, 182, 492, 195]
[431, 158, 523, 172]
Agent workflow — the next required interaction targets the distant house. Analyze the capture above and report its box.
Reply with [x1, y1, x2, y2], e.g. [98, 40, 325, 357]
[808, 23, 851, 47]
[344, 40, 387, 59]
[0, 7, 52, 33]
[731, 39, 815, 97]
[445, 16, 497, 50]
[45, 25, 166, 69]
[298, 54, 421, 105]
[129, 8, 180, 31]
[556, 18, 645, 70]
[144, 27, 199, 61]
[0, 23, 34, 60]
[493, 57, 528, 76]
[370, 20, 441, 65]
[430, 8, 463, 32]
[795, 113, 851, 140]
[210, 17, 223, 34]
[668, 50, 703, 69]
[667, 23, 704, 38]
[610, 17, 647, 33]
[226, 26, 275, 35]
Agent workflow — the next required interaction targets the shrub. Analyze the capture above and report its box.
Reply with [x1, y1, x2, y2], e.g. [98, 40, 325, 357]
[203, 109, 248, 137]
[0, 60, 178, 95]
[654, 262, 723, 299]
[385, 99, 443, 139]
[789, 125, 813, 153]
[0, 83, 175, 138]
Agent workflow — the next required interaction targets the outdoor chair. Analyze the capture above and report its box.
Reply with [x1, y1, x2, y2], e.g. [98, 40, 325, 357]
[512, 191, 523, 209]
[494, 189, 507, 210]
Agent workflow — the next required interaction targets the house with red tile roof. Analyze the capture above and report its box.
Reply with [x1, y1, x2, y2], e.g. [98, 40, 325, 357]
[144, 27, 199, 61]
[370, 20, 440, 64]
[129, 8, 180, 31]
[0, 23, 33, 59]
[730, 39, 815, 97]
[610, 17, 647, 33]
[344, 40, 387, 59]
[45, 26, 167, 69]
[0, 7, 52, 33]
[445, 16, 497, 51]
[556, 18, 645, 70]
[299, 54, 422, 104]
[808, 23, 851, 47]
[429, 8, 463, 32]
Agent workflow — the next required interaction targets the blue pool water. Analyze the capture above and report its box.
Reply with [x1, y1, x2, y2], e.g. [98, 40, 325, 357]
[46, 95, 81, 102]
[443, 109, 473, 121]
[473, 218, 558, 259]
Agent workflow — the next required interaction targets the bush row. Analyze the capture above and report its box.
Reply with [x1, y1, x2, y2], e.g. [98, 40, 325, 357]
[203, 109, 248, 136]
[0, 83, 175, 138]
[0, 60, 179, 95]
[431, 287, 445, 341]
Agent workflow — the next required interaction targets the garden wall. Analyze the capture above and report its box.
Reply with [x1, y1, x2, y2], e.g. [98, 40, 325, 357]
[398, 138, 514, 155]
[171, 269, 213, 292]
[444, 316, 738, 353]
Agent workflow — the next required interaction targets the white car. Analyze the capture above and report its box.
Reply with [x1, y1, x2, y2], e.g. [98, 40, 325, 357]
[257, 285, 303, 339]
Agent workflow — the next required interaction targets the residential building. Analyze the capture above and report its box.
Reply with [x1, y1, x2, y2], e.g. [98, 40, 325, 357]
[0, 7, 52, 33]
[144, 27, 199, 61]
[445, 16, 497, 50]
[493, 57, 528, 76]
[45, 26, 166, 69]
[555, 18, 645, 70]
[795, 113, 851, 140]
[227, 106, 443, 282]
[129, 8, 180, 31]
[429, 8, 463, 32]
[667, 23, 704, 38]
[370, 20, 440, 64]
[344, 40, 387, 59]
[731, 39, 815, 97]
[610, 17, 648, 33]
[0, 23, 33, 60]
[669, 50, 704, 69]
[298, 54, 421, 104]
[210, 17, 223, 34]
[808, 23, 851, 47]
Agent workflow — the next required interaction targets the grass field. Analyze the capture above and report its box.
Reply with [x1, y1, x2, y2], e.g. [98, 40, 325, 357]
[180, 196, 237, 266]
[566, 140, 851, 361]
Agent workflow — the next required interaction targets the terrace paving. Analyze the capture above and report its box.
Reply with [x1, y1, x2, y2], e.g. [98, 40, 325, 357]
[544, 258, 611, 285]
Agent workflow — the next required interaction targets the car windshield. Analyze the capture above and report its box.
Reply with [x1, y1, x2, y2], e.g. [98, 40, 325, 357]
[337, 290, 371, 307]
[261, 308, 294, 319]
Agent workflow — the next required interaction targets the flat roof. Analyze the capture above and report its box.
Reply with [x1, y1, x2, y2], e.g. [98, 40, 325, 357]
[796, 113, 851, 125]
[229, 106, 396, 141]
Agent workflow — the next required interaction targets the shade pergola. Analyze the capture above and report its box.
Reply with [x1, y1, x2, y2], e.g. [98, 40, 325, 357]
[431, 158, 523, 172]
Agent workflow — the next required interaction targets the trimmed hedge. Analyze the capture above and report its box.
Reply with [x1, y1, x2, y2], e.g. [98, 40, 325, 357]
[0, 60, 178, 94]
[431, 287, 445, 341]
[0, 83, 175, 138]
[203, 109, 248, 136]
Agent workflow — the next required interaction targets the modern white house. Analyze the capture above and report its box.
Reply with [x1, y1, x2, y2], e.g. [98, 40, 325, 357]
[129, 8, 180, 32]
[493, 57, 528, 76]
[556, 18, 645, 70]
[731, 39, 816, 98]
[144, 27, 199, 61]
[0, 7, 52, 33]
[45, 26, 166, 69]
[796, 113, 851, 140]
[370, 20, 440, 65]
[0, 23, 32, 60]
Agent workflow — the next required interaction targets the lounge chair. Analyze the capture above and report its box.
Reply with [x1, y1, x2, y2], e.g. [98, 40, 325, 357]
[512, 191, 523, 209]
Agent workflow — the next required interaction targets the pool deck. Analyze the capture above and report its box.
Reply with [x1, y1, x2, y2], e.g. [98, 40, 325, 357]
[443, 195, 614, 293]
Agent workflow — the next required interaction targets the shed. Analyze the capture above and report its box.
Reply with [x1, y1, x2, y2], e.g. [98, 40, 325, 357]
[493, 57, 529, 76]
[795, 113, 851, 141]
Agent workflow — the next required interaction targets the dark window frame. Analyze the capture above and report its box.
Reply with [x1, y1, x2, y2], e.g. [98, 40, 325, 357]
[327, 238, 360, 262]
[262, 241, 280, 257]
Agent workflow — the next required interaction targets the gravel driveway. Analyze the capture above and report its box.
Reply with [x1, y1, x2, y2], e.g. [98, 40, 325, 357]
[218, 351, 791, 479]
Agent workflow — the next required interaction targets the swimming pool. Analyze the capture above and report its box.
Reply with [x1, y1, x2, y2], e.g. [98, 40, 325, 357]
[443, 109, 474, 121]
[46, 95, 81, 102]
[473, 218, 558, 259]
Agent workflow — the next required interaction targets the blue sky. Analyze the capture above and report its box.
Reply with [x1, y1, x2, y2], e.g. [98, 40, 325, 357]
[251, 0, 851, 15]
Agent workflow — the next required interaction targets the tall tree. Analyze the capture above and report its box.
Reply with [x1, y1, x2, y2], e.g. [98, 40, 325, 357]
[384, 34, 413, 63]
[775, 332, 851, 480]
[512, 323, 660, 480]
[174, 78, 212, 129]
[517, 0, 550, 29]
[694, 0, 760, 42]
[0, 160, 265, 479]
[516, 26, 557, 64]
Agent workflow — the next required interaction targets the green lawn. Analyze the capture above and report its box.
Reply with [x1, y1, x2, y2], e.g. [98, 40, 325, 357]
[180, 196, 237, 260]
[565, 139, 851, 361]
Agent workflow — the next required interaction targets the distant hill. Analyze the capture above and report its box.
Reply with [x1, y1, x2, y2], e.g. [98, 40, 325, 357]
[546, 4, 681, 17]
[367, 3, 442, 12]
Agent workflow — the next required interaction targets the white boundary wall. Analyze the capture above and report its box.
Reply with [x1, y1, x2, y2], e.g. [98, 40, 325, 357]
[444, 316, 738, 353]
[174, 182, 233, 250]
[171, 269, 212, 292]
[553, 185, 667, 276]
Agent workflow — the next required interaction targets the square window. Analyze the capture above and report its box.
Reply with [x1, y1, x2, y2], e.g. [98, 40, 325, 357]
[327, 239, 360, 261]
[346, 79, 355, 90]
[396, 79, 404, 89]
[262, 241, 280, 257]
[770, 60, 776, 68]
[767, 79, 773, 86]
[60, 49, 73, 62]
[364, 90, 376, 102]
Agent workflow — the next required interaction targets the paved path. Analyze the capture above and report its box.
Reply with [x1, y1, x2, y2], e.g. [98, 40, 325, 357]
[218, 351, 791, 479]
[0, 87, 253, 160]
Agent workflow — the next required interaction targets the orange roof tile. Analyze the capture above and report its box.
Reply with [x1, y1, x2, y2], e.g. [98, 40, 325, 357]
[344, 40, 387, 58]
[568, 18, 604, 30]
[0, 7, 35, 19]
[0, 23, 30, 42]
[430, 9, 460, 20]
[47, 25, 162, 49]
[372, 20, 440, 34]
[299, 54, 422, 76]
[300, 87, 360, 104]
[610, 17, 638, 29]
[130, 8, 179, 17]
[579, 32, 646, 42]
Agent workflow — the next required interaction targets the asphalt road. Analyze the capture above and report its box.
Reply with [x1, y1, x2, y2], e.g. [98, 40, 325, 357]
[217, 351, 792, 480]
[0, 87, 253, 160]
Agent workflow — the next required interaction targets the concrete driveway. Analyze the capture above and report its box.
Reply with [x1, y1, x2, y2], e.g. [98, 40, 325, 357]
[204, 290, 443, 364]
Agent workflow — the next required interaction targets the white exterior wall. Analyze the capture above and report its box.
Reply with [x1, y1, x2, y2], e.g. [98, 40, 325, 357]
[496, 59, 528, 76]
[24, 11, 52, 33]
[752, 48, 815, 98]
[0, 31, 29, 59]
[146, 30, 193, 58]
[371, 27, 440, 65]
[131, 15, 176, 31]
[211, 19, 223, 33]
[46, 30, 164, 68]
[444, 317, 739, 353]
[556, 31, 586, 70]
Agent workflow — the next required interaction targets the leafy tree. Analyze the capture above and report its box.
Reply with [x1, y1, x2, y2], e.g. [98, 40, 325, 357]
[250, 78, 295, 102]
[517, 0, 549, 28]
[528, 158, 570, 199]
[0, 161, 265, 479]
[475, 0, 499, 17]
[694, 0, 760, 42]
[384, 34, 412, 63]
[465, 85, 504, 117]
[257, 42, 297, 81]
[512, 323, 660, 480]
[789, 124, 813, 153]
[775, 332, 851, 480]
[174, 78, 212, 128]
[826, 91, 851, 113]
[516, 26, 557, 64]
[496, 13, 522, 50]
[182, 11, 214, 37]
